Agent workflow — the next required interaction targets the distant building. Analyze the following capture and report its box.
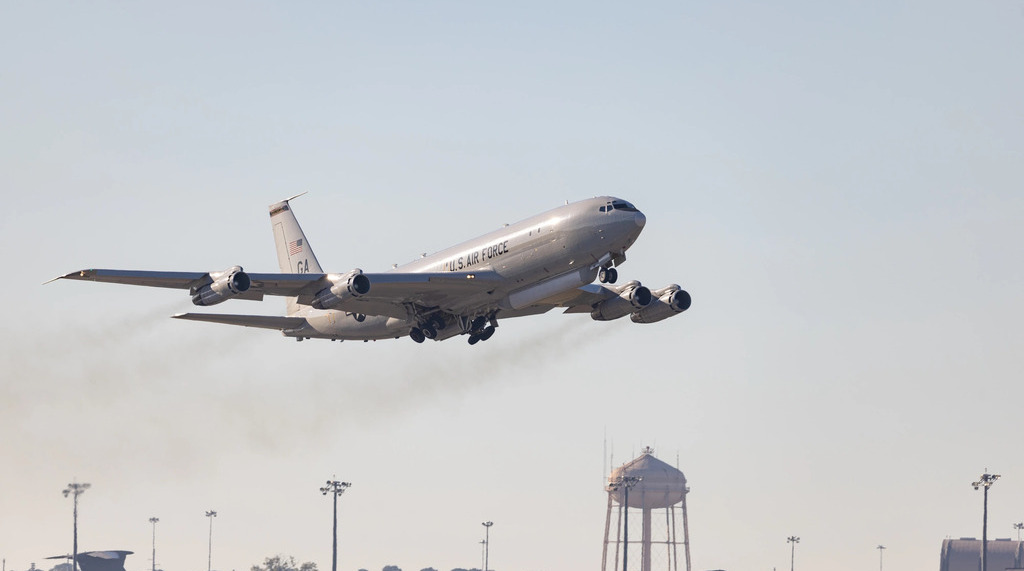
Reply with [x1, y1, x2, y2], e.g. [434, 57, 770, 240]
[940, 538, 1023, 571]
[45, 552, 132, 571]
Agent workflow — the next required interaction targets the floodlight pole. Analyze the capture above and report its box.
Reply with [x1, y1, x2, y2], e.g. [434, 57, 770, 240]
[482, 521, 493, 571]
[609, 475, 640, 571]
[877, 545, 885, 571]
[1014, 522, 1023, 542]
[479, 539, 486, 571]
[972, 471, 1001, 571]
[148, 517, 159, 571]
[320, 480, 351, 571]
[205, 510, 217, 571]
[787, 536, 800, 571]
[62, 482, 90, 571]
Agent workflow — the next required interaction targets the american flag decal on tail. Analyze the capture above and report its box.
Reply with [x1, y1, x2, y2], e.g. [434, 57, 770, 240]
[288, 239, 303, 255]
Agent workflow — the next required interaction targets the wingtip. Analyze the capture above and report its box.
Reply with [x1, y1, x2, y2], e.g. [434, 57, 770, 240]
[269, 192, 309, 214]
[43, 270, 87, 285]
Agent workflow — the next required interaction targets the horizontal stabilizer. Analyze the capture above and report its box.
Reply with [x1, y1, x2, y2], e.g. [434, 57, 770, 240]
[172, 313, 307, 330]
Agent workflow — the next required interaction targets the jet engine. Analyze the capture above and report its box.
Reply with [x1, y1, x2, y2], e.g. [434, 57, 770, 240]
[629, 285, 691, 324]
[590, 281, 652, 321]
[311, 269, 371, 310]
[191, 266, 251, 306]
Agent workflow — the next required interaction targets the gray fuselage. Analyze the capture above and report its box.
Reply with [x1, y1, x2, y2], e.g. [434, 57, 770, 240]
[296, 196, 646, 341]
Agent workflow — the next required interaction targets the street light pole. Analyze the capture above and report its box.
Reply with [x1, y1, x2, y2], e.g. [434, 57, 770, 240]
[1014, 522, 1023, 542]
[320, 480, 351, 571]
[479, 539, 486, 571]
[205, 511, 217, 571]
[973, 471, 1001, 571]
[148, 517, 159, 571]
[877, 545, 886, 571]
[482, 521, 493, 571]
[787, 536, 800, 571]
[62, 482, 91, 571]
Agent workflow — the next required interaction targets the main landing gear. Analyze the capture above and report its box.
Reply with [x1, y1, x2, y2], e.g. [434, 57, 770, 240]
[468, 325, 496, 345]
[466, 315, 496, 345]
[409, 314, 497, 345]
[598, 267, 618, 283]
[409, 315, 447, 344]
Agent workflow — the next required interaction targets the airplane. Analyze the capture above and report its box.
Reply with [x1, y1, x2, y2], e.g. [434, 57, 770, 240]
[51, 195, 691, 345]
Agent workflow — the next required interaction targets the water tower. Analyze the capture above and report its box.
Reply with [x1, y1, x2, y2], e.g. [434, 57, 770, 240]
[602, 447, 691, 571]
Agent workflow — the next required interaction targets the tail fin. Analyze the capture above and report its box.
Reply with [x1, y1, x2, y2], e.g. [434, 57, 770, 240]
[269, 193, 323, 315]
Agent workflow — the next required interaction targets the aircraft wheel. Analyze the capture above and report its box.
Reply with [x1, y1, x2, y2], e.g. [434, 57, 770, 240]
[354, 313, 366, 323]
[607, 268, 618, 283]
[468, 334, 480, 345]
[480, 325, 496, 341]
[598, 267, 609, 283]
[421, 324, 438, 339]
[410, 328, 425, 343]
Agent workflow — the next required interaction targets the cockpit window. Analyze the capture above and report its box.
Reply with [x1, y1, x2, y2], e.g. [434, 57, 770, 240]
[599, 206, 607, 212]
[611, 200, 638, 212]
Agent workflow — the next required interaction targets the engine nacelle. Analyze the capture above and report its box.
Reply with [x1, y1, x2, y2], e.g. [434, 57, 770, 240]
[311, 269, 371, 310]
[192, 266, 251, 306]
[591, 281, 652, 321]
[630, 285, 691, 324]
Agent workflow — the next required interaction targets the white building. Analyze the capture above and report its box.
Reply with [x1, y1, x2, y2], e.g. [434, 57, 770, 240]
[939, 538, 1024, 571]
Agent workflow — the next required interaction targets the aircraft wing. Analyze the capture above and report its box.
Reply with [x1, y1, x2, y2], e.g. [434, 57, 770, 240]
[295, 270, 506, 317]
[172, 313, 308, 330]
[50, 269, 324, 300]
[52, 269, 218, 289]
[551, 283, 621, 313]
[51, 268, 505, 313]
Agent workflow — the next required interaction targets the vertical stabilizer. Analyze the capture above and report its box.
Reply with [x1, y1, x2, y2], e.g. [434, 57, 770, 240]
[269, 194, 324, 315]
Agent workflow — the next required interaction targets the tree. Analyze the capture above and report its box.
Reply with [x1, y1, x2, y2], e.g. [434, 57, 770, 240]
[382, 566, 402, 571]
[251, 555, 318, 571]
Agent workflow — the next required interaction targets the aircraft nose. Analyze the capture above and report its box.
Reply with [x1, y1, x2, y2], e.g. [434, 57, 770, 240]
[635, 211, 646, 228]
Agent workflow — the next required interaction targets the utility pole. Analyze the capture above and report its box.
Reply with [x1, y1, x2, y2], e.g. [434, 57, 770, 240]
[206, 511, 217, 571]
[319, 480, 351, 571]
[787, 536, 800, 571]
[877, 545, 886, 571]
[482, 521, 493, 571]
[62, 482, 91, 571]
[148, 518, 159, 571]
[972, 471, 1001, 571]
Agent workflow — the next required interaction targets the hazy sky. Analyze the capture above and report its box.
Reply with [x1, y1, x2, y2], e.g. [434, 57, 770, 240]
[2, 2, 1022, 570]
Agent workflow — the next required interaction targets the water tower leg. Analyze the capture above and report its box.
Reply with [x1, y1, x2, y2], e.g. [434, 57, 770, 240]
[642, 507, 652, 571]
[614, 498, 623, 570]
[668, 505, 677, 571]
[681, 493, 692, 571]
[602, 492, 613, 571]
